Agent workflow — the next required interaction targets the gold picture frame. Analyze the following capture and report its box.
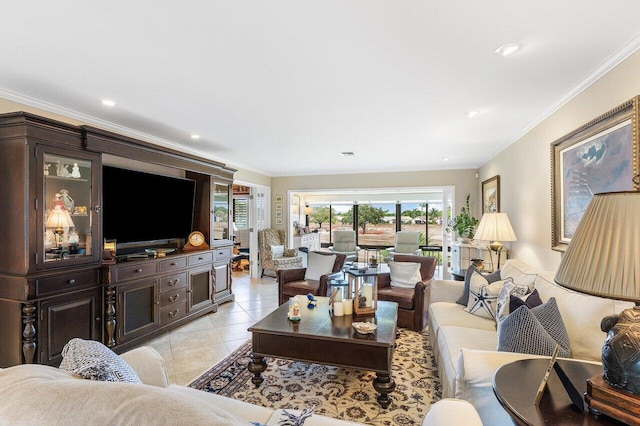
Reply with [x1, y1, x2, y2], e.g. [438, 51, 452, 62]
[482, 175, 500, 213]
[551, 96, 640, 252]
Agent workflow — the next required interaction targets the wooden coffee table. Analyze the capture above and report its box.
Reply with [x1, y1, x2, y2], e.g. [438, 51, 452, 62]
[247, 297, 399, 408]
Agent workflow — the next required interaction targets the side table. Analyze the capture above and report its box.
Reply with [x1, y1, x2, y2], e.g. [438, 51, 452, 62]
[493, 358, 623, 425]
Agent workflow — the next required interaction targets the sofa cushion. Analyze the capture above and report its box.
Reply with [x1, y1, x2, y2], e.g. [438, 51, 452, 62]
[497, 297, 571, 357]
[388, 261, 421, 288]
[500, 259, 538, 290]
[304, 252, 336, 281]
[0, 364, 249, 425]
[429, 302, 497, 336]
[59, 338, 142, 383]
[534, 271, 635, 361]
[436, 326, 498, 397]
[465, 272, 506, 320]
[456, 266, 500, 306]
[282, 280, 320, 296]
[378, 286, 414, 309]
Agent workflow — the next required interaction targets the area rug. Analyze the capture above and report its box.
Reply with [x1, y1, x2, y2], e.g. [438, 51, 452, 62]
[189, 328, 441, 425]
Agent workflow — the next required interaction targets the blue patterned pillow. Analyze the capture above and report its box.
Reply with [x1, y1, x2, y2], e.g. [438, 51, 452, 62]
[59, 338, 142, 383]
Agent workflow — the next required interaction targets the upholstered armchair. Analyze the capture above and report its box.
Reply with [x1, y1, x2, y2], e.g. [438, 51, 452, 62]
[377, 254, 437, 331]
[258, 229, 303, 278]
[329, 230, 359, 263]
[277, 251, 347, 305]
[386, 231, 422, 260]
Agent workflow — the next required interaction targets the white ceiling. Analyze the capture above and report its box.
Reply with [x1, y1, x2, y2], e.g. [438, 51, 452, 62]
[1, 1, 640, 177]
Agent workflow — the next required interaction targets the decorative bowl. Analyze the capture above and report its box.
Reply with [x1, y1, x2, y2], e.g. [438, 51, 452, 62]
[352, 322, 377, 334]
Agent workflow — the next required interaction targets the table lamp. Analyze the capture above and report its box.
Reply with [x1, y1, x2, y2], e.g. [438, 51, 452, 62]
[473, 212, 517, 270]
[45, 207, 75, 248]
[554, 191, 640, 423]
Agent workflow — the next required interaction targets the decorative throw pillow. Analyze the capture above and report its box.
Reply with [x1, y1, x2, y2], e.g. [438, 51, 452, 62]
[271, 245, 285, 258]
[388, 261, 422, 288]
[509, 288, 543, 312]
[465, 271, 507, 319]
[500, 259, 537, 291]
[456, 266, 501, 306]
[495, 278, 526, 322]
[59, 338, 142, 383]
[304, 252, 336, 281]
[498, 297, 571, 357]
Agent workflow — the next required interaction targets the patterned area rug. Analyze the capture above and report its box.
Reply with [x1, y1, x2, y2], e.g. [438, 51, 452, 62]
[189, 328, 441, 425]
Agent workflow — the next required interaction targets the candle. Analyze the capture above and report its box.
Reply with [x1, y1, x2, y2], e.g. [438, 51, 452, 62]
[334, 287, 343, 302]
[333, 301, 344, 316]
[361, 284, 373, 308]
[342, 299, 353, 315]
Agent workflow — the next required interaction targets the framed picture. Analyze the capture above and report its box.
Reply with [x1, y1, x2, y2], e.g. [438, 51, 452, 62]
[275, 210, 283, 218]
[275, 218, 283, 225]
[551, 96, 640, 252]
[482, 175, 500, 213]
[275, 195, 283, 203]
[275, 203, 283, 210]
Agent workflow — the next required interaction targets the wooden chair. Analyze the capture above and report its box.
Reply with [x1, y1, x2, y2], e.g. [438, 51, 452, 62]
[377, 254, 437, 331]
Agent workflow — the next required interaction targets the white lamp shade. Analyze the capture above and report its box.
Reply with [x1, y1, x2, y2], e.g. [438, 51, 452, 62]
[473, 212, 517, 242]
[555, 191, 640, 302]
[45, 208, 75, 229]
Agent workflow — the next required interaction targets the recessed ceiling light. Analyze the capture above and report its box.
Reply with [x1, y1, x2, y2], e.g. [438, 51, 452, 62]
[190, 134, 200, 140]
[340, 151, 355, 156]
[495, 43, 519, 56]
[101, 99, 117, 107]
[466, 110, 480, 118]
[442, 157, 449, 161]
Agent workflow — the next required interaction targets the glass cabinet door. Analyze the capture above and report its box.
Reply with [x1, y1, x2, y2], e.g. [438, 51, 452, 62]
[39, 147, 100, 267]
[213, 183, 230, 240]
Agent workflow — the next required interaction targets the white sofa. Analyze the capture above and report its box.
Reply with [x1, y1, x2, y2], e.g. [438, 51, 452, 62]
[427, 259, 635, 425]
[0, 346, 359, 425]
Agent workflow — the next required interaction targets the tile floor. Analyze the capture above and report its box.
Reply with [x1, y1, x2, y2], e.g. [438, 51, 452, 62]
[135, 270, 279, 386]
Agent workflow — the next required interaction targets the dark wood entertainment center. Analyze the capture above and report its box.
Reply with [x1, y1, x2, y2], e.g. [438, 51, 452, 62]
[0, 112, 236, 367]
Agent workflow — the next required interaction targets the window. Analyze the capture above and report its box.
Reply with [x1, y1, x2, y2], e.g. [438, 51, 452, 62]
[233, 197, 248, 229]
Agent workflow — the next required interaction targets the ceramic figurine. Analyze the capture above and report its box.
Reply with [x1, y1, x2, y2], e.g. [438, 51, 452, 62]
[59, 189, 75, 213]
[71, 163, 81, 178]
[306, 293, 317, 309]
[44, 163, 50, 176]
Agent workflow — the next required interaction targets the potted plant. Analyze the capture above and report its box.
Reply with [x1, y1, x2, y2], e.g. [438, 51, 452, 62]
[447, 194, 479, 243]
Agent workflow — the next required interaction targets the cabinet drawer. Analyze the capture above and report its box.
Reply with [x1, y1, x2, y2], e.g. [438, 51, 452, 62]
[213, 247, 231, 261]
[36, 269, 99, 297]
[159, 256, 187, 272]
[159, 287, 188, 308]
[114, 262, 157, 282]
[159, 272, 187, 293]
[160, 300, 188, 326]
[188, 251, 213, 266]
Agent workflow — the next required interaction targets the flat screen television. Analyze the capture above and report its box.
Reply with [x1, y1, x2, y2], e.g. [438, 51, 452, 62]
[102, 166, 196, 248]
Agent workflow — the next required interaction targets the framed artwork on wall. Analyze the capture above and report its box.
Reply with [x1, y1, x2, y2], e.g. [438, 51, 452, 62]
[275, 218, 283, 225]
[275, 195, 283, 203]
[275, 211, 283, 218]
[276, 203, 283, 210]
[482, 175, 500, 213]
[551, 96, 640, 252]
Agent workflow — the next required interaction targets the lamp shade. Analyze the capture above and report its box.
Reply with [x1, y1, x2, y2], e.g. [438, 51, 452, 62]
[45, 208, 75, 229]
[554, 191, 640, 302]
[473, 212, 517, 242]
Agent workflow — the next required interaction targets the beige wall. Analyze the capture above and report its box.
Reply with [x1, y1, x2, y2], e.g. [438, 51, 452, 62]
[479, 49, 640, 271]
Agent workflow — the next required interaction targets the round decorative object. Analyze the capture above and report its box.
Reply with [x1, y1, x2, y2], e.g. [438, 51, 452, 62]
[188, 231, 206, 247]
[352, 322, 377, 334]
[601, 306, 640, 395]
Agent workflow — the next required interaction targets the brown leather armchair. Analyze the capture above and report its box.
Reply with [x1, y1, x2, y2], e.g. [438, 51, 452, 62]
[377, 254, 437, 331]
[277, 252, 347, 305]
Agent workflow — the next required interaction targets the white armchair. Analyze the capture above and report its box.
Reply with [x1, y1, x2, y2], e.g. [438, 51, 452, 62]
[386, 231, 421, 260]
[329, 230, 359, 264]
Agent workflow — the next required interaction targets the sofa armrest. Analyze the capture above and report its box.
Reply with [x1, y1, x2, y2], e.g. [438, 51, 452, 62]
[120, 346, 169, 387]
[422, 399, 482, 426]
[429, 279, 465, 303]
